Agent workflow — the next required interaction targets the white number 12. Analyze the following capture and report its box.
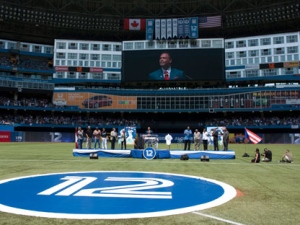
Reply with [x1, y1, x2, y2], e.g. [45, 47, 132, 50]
[38, 176, 173, 199]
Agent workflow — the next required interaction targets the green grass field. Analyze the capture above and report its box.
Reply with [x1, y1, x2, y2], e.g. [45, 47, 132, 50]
[0, 142, 299, 225]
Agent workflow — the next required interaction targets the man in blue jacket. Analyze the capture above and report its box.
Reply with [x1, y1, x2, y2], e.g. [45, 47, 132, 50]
[149, 52, 186, 81]
[183, 126, 192, 150]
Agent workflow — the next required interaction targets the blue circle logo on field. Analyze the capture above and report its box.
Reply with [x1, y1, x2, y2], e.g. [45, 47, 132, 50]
[0, 171, 236, 219]
[143, 147, 156, 160]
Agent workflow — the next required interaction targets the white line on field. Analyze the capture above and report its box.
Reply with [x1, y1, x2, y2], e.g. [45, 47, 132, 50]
[0, 159, 299, 166]
[192, 211, 245, 225]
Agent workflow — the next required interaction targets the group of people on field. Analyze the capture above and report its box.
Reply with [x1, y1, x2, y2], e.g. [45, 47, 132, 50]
[76, 126, 127, 150]
[251, 148, 293, 163]
[76, 125, 296, 164]
[183, 126, 229, 151]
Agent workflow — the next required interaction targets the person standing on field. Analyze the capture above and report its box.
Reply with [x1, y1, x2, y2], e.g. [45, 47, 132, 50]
[77, 127, 84, 149]
[202, 128, 208, 150]
[194, 129, 202, 150]
[223, 127, 229, 151]
[93, 127, 101, 149]
[212, 128, 219, 151]
[110, 128, 117, 149]
[101, 128, 107, 149]
[86, 126, 93, 149]
[183, 126, 192, 150]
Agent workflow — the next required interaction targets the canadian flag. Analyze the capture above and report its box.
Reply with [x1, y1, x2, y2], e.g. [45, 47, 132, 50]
[124, 18, 146, 30]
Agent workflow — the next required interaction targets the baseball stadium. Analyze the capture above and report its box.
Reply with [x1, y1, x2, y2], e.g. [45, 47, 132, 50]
[0, 1, 300, 224]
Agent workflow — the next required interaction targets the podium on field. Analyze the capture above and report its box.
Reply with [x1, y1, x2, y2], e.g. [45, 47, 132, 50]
[142, 134, 159, 149]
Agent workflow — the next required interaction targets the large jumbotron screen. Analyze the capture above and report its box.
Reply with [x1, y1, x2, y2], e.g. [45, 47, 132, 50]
[122, 49, 225, 83]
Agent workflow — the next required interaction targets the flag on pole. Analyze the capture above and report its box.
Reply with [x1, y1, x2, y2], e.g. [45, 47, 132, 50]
[245, 128, 262, 144]
[124, 18, 146, 30]
[199, 15, 221, 28]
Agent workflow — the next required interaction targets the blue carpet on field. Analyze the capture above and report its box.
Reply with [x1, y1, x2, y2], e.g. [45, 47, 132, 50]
[73, 149, 235, 159]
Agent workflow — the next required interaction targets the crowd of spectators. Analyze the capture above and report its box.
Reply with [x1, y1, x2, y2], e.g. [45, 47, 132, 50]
[0, 113, 140, 127]
[0, 96, 140, 126]
[1, 96, 300, 128]
[0, 56, 11, 67]
[205, 116, 300, 127]
[1, 110, 299, 128]
[0, 95, 140, 127]
[18, 58, 51, 71]
[0, 55, 51, 71]
[0, 96, 52, 108]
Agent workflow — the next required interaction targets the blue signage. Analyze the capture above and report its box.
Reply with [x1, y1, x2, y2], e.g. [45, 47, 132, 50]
[143, 147, 156, 160]
[0, 171, 236, 219]
[190, 17, 199, 39]
[146, 19, 154, 40]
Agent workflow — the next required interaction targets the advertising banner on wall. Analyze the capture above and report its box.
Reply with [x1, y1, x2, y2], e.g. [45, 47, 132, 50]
[10, 131, 23, 142]
[0, 131, 10, 142]
[283, 61, 299, 68]
[53, 92, 137, 109]
[22, 132, 75, 142]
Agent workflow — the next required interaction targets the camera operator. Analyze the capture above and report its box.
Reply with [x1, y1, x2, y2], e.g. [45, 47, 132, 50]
[261, 148, 272, 162]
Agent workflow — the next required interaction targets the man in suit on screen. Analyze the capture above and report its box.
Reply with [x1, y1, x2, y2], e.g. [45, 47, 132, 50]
[149, 52, 186, 81]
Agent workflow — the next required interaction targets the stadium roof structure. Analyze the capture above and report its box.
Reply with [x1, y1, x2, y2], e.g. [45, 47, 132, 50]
[0, 0, 299, 44]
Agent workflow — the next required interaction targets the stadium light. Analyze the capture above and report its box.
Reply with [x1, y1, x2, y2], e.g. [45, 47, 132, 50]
[225, 2, 300, 28]
[0, 3, 120, 31]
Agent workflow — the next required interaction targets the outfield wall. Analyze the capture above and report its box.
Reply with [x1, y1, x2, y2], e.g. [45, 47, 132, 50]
[0, 131, 300, 144]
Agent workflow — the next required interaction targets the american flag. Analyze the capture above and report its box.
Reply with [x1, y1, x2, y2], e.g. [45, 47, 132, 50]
[199, 15, 222, 28]
[245, 128, 262, 144]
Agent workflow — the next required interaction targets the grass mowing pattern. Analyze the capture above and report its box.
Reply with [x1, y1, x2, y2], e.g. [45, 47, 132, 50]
[0, 142, 299, 225]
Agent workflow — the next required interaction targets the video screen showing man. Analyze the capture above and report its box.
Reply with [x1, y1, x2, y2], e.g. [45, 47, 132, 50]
[149, 52, 187, 81]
